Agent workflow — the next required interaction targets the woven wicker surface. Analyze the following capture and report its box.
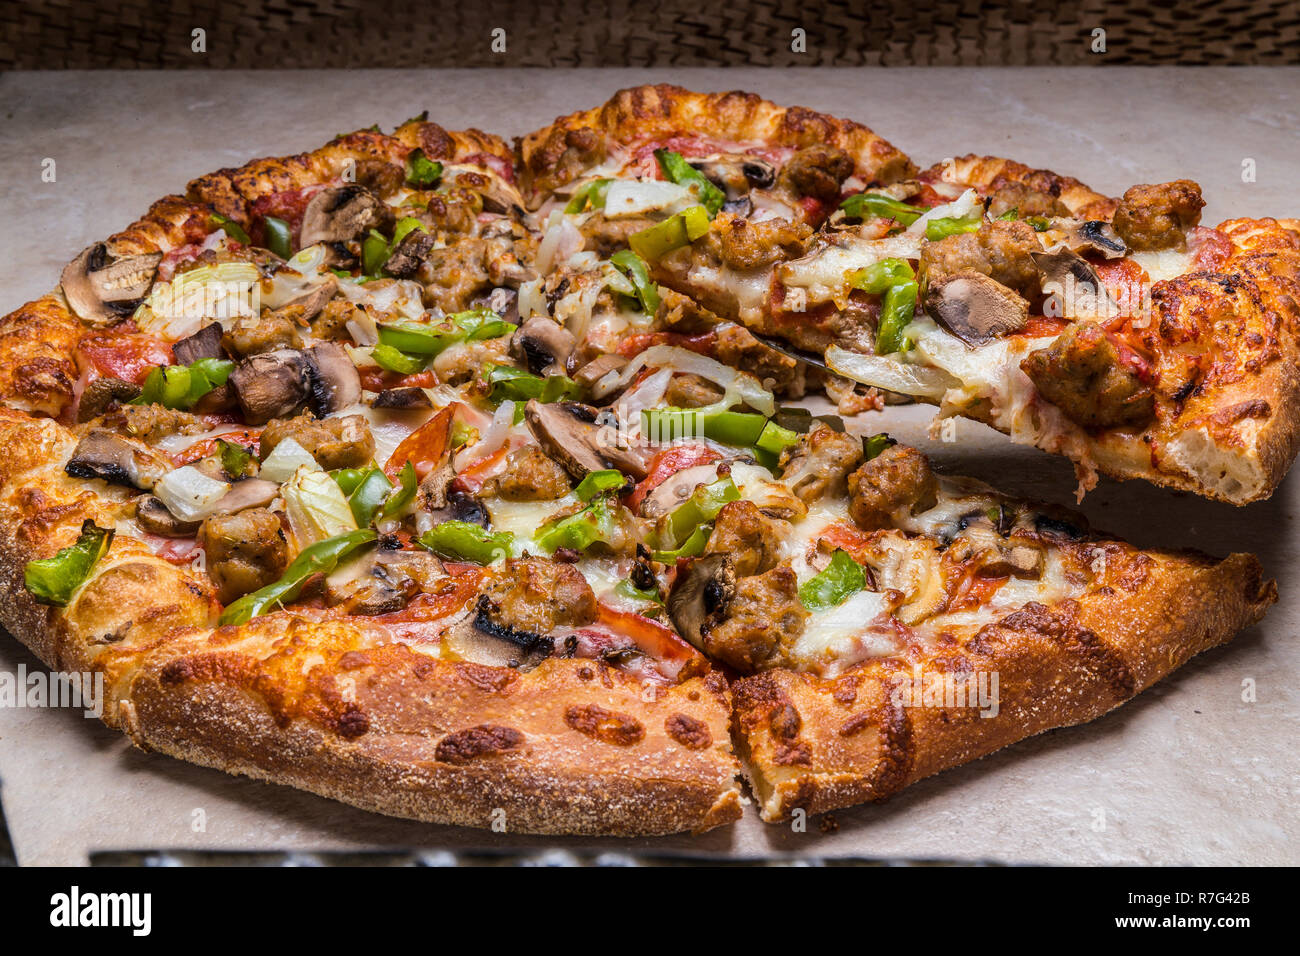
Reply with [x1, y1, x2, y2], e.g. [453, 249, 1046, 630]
[4, 0, 1298, 68]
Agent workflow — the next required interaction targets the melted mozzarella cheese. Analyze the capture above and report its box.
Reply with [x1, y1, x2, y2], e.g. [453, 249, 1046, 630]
[792, 589, 899, 669]
[486, 495, 576, 554]
[1129, 247, 1195, 283]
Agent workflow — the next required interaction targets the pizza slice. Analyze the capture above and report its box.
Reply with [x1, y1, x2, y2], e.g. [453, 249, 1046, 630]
[632, 151, 1300, 504]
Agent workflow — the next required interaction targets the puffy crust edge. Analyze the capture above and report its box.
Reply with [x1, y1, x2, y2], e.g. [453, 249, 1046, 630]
[517, 83, 917, 202]
[922, 154, 1118, 220]
[733, 548, 1274, 821]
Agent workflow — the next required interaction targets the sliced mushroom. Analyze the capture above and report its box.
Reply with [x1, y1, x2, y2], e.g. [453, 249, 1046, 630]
[324, 546, 446, 616]
[441, 596, 554, 669]
[924, 271, 1029, 347]
[511, 317, 575, 376]
[372, 386, 432, 410]
[76, 377, 140, 423]
[1031, 249, 1117, 320]
[280, 275, 340, 321]
[417, 463, 488, 527]
[228, 349, 311, 425]
[1059, 220, 1128, 259]
[299, 185, 394, 247]
[171, 322, 226, 366]
[666, 554, 736, 652]
[523, 400, 652, 480]
[65, 430, 169, 489]
[382, 229, 435, 278]
[574, 353, 629, 401]
[60, 243, 162, 327]
[135, 494, 201, 537]
[304, 342, 362, 415]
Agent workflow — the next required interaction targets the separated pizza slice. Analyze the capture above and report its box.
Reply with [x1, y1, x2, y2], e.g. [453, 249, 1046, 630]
[636, 151, 1300, 505]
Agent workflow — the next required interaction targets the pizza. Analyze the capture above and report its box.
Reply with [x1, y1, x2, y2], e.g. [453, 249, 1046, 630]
[0, 84, 1281, 835]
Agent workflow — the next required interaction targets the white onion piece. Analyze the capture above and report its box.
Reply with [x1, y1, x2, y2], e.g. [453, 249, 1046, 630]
[155, 425, 242, 455]
[516, 278, 545, 320]
[282, 466, 357, 549]
[907, 188, 981, 236]
[455, 400, 515, 471]
[566, 250, 600, 271]
[259, 437, 321, 483]
[605, 344, 775, 416]
[614, 367, 671, 427]
[339, 278, 425, 319]
[602, 179, 693, 218]
[345, 309, 379, 346]
[286, 244, 327, 274]
[535, 211, 584, 275]
[825, 345, 956, 399]
[154, 466, 231, 522]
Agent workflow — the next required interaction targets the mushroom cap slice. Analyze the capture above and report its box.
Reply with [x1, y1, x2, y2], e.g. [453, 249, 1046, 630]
[924, 271, 1029, 347]
[61, 243, 162, 327]
[511, 317, 575, 377]
[135, 494, 201, 537]
[666, 554, 737, 651]
[65, 430, 169, 490]
[1059, 219, 1128, 260]
[304, 342, 362, 415]
[299, 185, 393, 246]
[1031, 248, 1117, 320]
[171, 322, 226, 366]
[229, 349, 312, 425]
[372, 386, 432, 410]
[523, 400, 652, 480]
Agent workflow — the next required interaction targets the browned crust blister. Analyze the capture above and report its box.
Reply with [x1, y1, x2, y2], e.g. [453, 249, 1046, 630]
[0, 86, 1287, 836]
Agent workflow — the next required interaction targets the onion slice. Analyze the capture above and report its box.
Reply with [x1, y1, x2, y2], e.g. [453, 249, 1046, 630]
[825, 345, 957, 399]
[600, 344, 775, 416]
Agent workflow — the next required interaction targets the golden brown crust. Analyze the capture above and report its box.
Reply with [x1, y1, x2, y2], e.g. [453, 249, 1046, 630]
[517, 83, 916, 205]
[734, 546, 1274, 821]
[922, 154, 1118, 220]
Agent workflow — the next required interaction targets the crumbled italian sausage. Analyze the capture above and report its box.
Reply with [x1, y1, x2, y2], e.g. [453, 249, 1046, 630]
[704, 500, 785, 577]
[259, 412, 375, 470]
[847, 444, 939, 531]
[481, 557, 598, 634]
[920, 218, 1042, 299]
[778, 423, 863, 503]
[699, 565, 807, 672]
[1020, 321, 1156, 429]
[199, 507, 289, 603]
[1111, 180, 1204, 252]
[480, 445, 573, 501]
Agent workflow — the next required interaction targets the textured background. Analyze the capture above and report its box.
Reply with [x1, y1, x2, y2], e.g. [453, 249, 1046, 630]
[0, 67, 1297, 865]
[3, 0, 1299, 69]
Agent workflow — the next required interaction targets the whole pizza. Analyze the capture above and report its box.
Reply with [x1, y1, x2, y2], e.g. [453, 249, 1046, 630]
[0, 85, 1289, 835]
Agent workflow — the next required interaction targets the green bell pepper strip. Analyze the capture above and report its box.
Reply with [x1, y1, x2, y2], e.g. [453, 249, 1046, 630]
[1025, 215, 1051, 232]
[564, 178, 612, 214]
[850, 258, 915, 294]
[391, 217, 427, 247]
[651, 523, 712, 564]
[574, 469, 628, 502]
[484, 365, 582, 405]
[924, 215, 982, 241]
[264, 216, 293, 259]
[135, 357, 235, 410]
[609, 249, 661, 315]
[331, 468, 368, 496]
[996, 209, 1019, 221]
[614, 578, 662, 605]
[376, 322, 459, 356]
[419, 520, 514, 565]
[209, 213, 251, 244]
[755, 420, 800, 458]
[344, 467, 394, 528]
[628, 205, 711, 260]
[863, 432, 896, 461]
[641, 407, 768, 447]
[654, 149, 726, 217]
[799, 549, 868, 612]
[405, 148, 443, 187]
[219, 528, 378, 626]
[452, 308, 517, 342]
[874, 279, 919, 355]
[536, 496, 621, 554]
[381, 461, 418, 519]
[659, 476, 740, 551]
[24, 521, 114, 607]
[217, 439, 254, 479]
[370, 343, 427, 375]
[839, 192, 923, 226]
[362, 229, 390, 277]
